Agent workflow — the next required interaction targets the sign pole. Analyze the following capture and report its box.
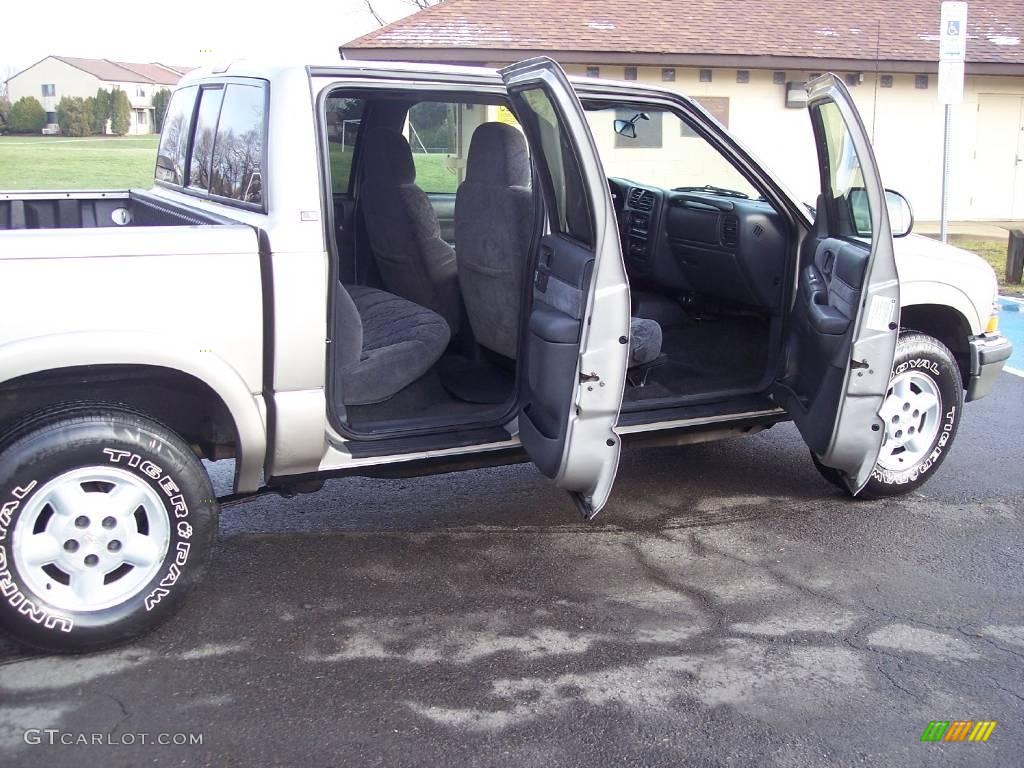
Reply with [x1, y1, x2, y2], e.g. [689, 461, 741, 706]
[938, 1, 967, 243]
[941, 105, 951, 242]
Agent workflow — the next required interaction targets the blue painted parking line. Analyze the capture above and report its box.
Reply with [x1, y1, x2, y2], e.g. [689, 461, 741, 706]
[998, 296, 1024, 377]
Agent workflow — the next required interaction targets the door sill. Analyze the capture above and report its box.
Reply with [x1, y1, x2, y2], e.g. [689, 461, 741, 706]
[617, 393, 784, 431]
[336, 424, 515, 459]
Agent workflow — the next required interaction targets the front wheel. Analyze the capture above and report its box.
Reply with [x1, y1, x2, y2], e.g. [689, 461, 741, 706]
[813, 332, 964, 499]
[0, 405, 218, 652]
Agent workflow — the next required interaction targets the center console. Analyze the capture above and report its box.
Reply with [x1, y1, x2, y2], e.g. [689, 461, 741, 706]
[621, 186, 659, 272]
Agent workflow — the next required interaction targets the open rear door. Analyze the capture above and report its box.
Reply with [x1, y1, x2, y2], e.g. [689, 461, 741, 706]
[500, 58, 631, 519]
[776, 75, 900, 493]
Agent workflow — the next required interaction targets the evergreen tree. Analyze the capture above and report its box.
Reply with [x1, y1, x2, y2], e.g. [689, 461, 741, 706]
[152, 88, 172, 132]
[0, 96, 11, 133]
[109, 89, 132, 135]
[8, 96, 46, 133]
[56, 96, 93, 137]
[93, 88, 111, 134]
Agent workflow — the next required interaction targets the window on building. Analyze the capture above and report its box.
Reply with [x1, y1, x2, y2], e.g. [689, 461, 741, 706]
[137, 86, 146, 97]
[614, 109, 663, 148]
[681, 96, 730, 135]
[624, 66, 638, 81]
[915, 74, 929, 89]
[699, 69, 713, 83]
[736, 70, 750, 84]
[209, 83, 267, 205]
[155, 85, 198, 185]
[661, 68, 676, 82]
[845, 73, 862, 87]
[41, 84, 55, 97]
[880, 74, 894, 88]
[45, 111, 56, 124]
[187, 86, 225, 193]
[773, 71, 786, 85]
[137, 109, 147, 126]
[585, 66, 600, 78]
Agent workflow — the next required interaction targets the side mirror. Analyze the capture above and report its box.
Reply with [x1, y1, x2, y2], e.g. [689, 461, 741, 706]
[884, 189, 914, 238]
[613, 119, 637, 139]
[847, 188, 915, 239]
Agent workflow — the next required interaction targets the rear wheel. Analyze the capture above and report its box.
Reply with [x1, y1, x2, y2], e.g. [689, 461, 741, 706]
[813, 332, 963, 499]
[0, 405, 218, 652]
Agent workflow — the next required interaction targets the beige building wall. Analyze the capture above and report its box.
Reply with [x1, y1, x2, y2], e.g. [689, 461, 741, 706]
[552, 64, 1024, 223]
[6, 58, 167, 134]
[7, 57, 101, 120]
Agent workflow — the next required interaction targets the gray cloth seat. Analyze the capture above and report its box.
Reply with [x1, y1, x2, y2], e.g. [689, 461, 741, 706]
[455, 122, 534, 359]
[629, 317, 663, 366]
[360, 129, 461, 333]
[335, 285, 451, 406]
[456, 121, 662, 368]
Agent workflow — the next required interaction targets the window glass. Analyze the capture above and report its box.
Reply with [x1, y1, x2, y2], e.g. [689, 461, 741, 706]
[188, 87, 224, 192]
[680, 97, 729, 134]
[586, 106, 759, 199]
[155, 85, 197, 185]
[614, 109, 662, 148]
[210, 83, 266, 205]
[326, 97, 364, 195]
[406, 101, 460, 193]
[815, 100, 871, 242]
[518, 88, 593, 246]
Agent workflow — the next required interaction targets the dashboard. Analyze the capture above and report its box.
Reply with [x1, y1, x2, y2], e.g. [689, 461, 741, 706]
[609, 177, 789, 313]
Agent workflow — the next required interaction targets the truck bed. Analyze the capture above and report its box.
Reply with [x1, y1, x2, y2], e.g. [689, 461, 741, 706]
[0, 189, 235, 230]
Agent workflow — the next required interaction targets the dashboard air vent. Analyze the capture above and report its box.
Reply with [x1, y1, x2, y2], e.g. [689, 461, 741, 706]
[628, 187, 655, 212]
[721, 214, 739, 246]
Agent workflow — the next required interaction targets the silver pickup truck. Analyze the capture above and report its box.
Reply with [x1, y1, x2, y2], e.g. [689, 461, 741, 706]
[0, 58, 1011, 652]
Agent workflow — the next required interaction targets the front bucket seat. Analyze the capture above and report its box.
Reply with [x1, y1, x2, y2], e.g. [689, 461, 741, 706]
[360, 128, 461, 333]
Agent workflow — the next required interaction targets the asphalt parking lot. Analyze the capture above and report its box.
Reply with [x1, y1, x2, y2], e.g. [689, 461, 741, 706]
[1, 373, 1022, 767]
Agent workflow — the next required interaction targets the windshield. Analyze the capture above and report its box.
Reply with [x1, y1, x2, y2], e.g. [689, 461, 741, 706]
[583, 106, 760, 198]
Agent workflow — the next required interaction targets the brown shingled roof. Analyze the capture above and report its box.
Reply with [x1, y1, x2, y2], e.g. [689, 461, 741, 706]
[53, 56, 191, 84]
[342, 0, 1023, 69]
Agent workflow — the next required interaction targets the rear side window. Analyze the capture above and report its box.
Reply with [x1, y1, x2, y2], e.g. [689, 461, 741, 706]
[188, 87, 225, 193]
[326, 97, 364, 195]
[210, 84, 266, 205]
[155, 86, 198, 185]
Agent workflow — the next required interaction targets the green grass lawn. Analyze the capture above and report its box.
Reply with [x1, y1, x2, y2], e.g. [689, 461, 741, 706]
[949, 236, 1024, 294]
[328, 144, 458, 193]
[0, 134, 461, 195]
[0, 135, 160, 189]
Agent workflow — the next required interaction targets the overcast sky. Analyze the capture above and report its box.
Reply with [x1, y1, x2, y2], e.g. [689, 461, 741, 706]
[3, 0, 419, 79]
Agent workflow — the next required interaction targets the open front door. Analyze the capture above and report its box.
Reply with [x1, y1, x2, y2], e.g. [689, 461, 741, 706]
[777, 75, 900, 494]
[500, 58, 631, 519]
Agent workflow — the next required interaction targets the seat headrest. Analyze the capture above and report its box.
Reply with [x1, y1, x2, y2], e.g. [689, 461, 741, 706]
[466, 122, 531, 188]
[362, 128, 417, 185]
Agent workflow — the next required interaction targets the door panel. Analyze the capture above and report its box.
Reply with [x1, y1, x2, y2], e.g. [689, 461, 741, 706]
[776, 75, 900, 494]
[501, 57, 631, 518]
[519, 233, 595, 476]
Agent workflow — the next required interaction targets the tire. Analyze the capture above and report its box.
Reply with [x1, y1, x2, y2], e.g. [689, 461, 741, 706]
[812, 332, 963, 499]
[0, 404, 218, 652]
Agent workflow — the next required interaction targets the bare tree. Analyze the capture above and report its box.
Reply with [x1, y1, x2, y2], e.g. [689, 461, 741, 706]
[363, 0, 386, 26]
[364, 0, 443, 26]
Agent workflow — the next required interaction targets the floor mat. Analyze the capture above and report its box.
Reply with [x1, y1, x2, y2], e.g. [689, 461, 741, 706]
[625, 316, 770, 402]
[345, 369, 506, 427]
[438, 355, 516, 404]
